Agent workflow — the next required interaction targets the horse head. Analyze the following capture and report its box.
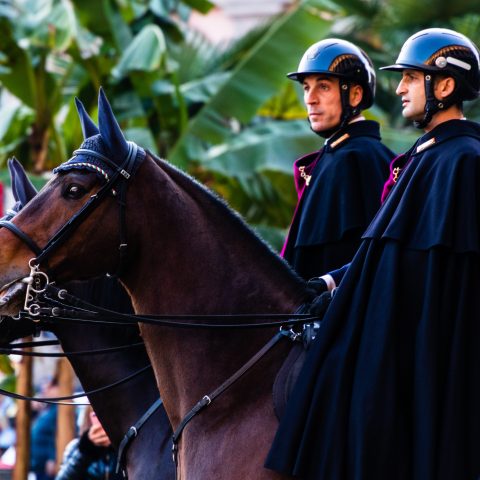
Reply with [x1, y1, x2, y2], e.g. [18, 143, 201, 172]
[0, 89, 146, 316]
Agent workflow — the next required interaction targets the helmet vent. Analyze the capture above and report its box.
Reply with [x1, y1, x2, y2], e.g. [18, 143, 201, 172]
[329, 54, 356, 72]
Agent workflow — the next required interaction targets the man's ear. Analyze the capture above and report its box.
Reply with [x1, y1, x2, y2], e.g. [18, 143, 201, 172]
[349, 84, 363, 108]
[435, 76, 456, 100]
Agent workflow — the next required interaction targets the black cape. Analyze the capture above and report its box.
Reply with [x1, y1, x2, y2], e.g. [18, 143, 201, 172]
[266, 119, 480, 479]
[282, 120, 392, 280]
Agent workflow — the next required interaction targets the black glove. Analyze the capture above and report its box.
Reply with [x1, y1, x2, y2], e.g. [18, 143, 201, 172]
[309, 291, 333, 319]
[306, 276, 328, 295]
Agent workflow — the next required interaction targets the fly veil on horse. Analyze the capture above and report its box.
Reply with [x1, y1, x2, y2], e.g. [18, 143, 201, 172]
[0, 158, 174, 479]
[0, 90, 317, 479]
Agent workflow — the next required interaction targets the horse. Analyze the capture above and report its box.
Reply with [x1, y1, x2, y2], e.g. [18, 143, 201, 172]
[0, 90, 312, 479]
[0, 158, 175, 480]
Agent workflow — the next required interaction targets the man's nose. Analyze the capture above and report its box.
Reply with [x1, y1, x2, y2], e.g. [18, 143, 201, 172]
[305, 90, 317, 104]
[396, 78, 406, 96]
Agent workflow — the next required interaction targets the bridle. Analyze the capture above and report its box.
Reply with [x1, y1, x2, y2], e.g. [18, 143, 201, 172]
[0, 141, 142, 276]
[0, 142, 319, 327]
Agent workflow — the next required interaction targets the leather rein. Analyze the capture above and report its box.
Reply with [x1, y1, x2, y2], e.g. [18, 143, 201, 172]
[0, 334, 148, 405]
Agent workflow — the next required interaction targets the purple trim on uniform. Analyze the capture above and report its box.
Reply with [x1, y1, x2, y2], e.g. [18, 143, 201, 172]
[292, 151, 321, 198]
[281, 150, 323, 257]
[380, 153, 408, 204]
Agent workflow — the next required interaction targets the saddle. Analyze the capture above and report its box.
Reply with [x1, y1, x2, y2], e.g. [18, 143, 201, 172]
[273, 286, 332, 419]
[273, 323, 317, 420]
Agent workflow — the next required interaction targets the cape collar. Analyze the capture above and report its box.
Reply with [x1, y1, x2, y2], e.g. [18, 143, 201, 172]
[324, 120, 381, 152]
[292, 120, 382, 193]
[413, 119, 480, 155]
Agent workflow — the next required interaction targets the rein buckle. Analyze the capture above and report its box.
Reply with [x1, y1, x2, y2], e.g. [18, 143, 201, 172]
[279, 326, 302, 342]
[23, 260, 50, 319]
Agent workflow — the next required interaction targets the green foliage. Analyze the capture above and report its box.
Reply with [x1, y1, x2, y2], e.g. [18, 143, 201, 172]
[0, 351, 14, 395]
[170, 1, 332, 166]
[112, 24, 167, 78]
[0, 0, 218, 170]
[0, 356, 14, 376]
[1, 0, 480, 244]
[0, 373, 15, 394]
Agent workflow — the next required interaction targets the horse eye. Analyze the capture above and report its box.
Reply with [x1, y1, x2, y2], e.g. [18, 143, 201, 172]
[64, 184, 86, 199]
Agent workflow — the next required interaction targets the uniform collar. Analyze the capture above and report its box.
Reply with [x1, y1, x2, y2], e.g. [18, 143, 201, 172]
[292, 120, 383, 192]
[413, 119, 480, 155]
[294, 120, 383, 171]
[325, 120, 381, 152]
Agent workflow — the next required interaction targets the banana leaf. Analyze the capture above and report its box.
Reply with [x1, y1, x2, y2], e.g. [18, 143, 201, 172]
[112, 24, 167, 78]
[169, 0, 333, 167]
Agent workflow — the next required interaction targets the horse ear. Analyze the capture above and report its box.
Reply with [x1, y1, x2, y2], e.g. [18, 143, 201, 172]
[8, 157, 38, 206]
[75, 97, 99, 139]
[97, 87, 129, 162]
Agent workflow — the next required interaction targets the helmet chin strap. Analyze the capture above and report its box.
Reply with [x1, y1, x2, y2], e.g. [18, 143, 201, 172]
[414, 73, 455, 129]
[339, 81, 360, 129]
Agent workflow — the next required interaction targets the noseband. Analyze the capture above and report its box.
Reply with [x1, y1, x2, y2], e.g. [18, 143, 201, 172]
[0, 142, 143, 274]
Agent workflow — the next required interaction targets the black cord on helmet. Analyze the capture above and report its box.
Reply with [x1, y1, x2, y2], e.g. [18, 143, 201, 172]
[339, 80, 361, 128]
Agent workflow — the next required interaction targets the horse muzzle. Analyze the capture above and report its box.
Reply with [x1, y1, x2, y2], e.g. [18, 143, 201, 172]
[0, 280, 27, 316]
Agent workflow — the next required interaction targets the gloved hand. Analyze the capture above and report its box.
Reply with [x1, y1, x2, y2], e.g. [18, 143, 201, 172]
[306, 276, 328, 295]
[309, 290, 333, 319]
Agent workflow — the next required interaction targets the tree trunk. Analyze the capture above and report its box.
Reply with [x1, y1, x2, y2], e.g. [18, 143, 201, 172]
[55, 358, 76, 472]
[13, 339, 32, 480]
[29, 123, 50, 173]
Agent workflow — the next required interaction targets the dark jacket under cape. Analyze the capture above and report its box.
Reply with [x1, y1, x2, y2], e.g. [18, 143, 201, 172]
[266, 119, 480, 480]
[282, 120, 392, 280]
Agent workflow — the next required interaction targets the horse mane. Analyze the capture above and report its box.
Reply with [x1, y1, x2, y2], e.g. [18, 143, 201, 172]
[145, 150, 305, 288]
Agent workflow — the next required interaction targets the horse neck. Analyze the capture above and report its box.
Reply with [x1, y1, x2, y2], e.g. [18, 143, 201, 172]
[121, 157, 307, 421]
[123, 157, 305, 314]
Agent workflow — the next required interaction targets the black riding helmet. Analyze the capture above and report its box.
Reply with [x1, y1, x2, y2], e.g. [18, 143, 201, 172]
[381, 28, 480, 128]
[288, 38, 376, 132]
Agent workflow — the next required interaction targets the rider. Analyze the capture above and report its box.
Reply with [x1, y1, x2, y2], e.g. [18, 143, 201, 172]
[266, 28, 480, 479]
[281, 38, 392, 283]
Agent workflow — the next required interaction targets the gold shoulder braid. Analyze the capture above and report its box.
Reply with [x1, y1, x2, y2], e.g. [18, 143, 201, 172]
[330, 133, 350, 149]
[416, 137, 436, 153]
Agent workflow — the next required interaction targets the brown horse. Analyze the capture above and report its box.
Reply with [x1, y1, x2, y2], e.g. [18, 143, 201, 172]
[0, 90, 310, 479]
